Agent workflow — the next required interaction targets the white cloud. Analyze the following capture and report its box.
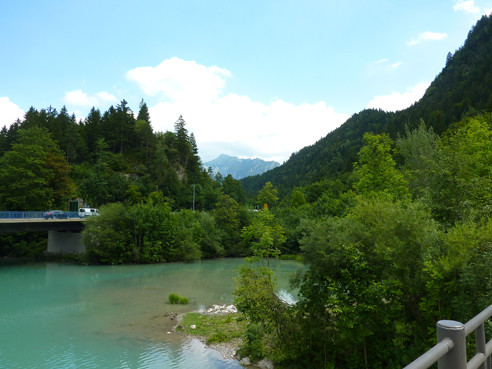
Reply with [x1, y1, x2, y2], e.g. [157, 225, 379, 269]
[126, 57, 232, 103]
[391, 62, 402, 69]
[127, 58, 349, 162]
[0, 97, 24, 127]
[366, 82, 430, 112]
[453, 0, 480, 13]
[408, 32, 448, 46]
[63, 89, 118, 107]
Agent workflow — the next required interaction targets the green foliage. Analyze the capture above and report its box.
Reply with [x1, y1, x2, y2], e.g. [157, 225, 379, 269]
[214, 194, 249, 256]
[75, 164, 124, 207]
[239, 323, 266, 361]
[0, 103, 224, 216]
[234, 265, 278, 324]
[233, 264, 301, 365]
[195, 211, 224, 258]
[131, 201, 177, 263]
[168, 293, 180, 304]
[256, 181, 279, 209]
[173, 210, 202, 262]
[83, 201, 177, 264]
[0, 127, 74, 210]
[353, 132, 409, 199]
[396, 120, 438, 200]
[431, 114, 492, 224]
[82, 200, 226, 264]
[82, 203, 133, 264]
[168, 293, 189, 304]
[293, 195, 440, 367]
[223, 174, 246, 204]
[421, 219, 492, 324]
[0, 232, 47, 258]
[241, 209, 285, 264]
[289, 189, 306, 208]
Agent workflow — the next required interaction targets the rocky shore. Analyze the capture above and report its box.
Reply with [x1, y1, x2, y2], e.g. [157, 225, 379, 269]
[173, 304, 274, 369]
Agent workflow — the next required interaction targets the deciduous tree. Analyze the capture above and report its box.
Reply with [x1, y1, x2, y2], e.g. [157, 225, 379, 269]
[353, 132, 409, 199]
[0, 127, 73, 210]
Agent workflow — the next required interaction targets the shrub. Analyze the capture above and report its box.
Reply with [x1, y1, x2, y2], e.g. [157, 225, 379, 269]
[168, 293, 180, 304]
[238, 323, 266, 361]
[168, 293, 188, 304]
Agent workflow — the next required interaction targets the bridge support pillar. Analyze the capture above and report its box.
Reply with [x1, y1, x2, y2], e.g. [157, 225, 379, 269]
[47, 231, 85, 254]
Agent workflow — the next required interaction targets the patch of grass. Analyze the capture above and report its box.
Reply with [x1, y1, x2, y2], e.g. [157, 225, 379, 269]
[280, 253, 304, 262]
[177, 312, 248, 344]
[169, 293, 189, 304]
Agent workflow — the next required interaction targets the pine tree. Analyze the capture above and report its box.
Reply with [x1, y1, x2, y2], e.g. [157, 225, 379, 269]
[137, 99, 151, 123]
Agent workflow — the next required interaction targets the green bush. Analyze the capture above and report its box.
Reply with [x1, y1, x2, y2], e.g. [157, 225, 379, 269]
[168, 293, 180, 304]
[82, 201, 178, 264]
[168, 293, 188, 304]
[239, 323, 266, 361]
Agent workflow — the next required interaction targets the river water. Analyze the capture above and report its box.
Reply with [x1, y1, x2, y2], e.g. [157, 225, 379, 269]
[0, 258, 303, 368]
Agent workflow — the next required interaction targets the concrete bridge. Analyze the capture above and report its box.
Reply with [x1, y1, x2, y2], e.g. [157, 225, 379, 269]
[0, 217, 86, 254]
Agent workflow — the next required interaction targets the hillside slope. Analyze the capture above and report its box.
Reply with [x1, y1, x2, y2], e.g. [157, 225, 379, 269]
[241, 14, 492, 195]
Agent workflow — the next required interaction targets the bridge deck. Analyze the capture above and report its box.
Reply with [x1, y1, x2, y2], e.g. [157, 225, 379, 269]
[0, 218, 85, 233]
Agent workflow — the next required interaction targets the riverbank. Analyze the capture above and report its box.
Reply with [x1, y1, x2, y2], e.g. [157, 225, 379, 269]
[173, 305, 274, 369]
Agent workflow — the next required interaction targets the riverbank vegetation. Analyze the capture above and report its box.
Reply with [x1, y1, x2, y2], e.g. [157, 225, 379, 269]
[177, 312, 247, 345]
[230, 114, 492, 368]
[1, 14, 492, 369]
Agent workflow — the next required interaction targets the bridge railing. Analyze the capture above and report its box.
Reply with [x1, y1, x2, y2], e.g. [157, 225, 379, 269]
[404, 304, 492, 369]
[0, 211, 80, 219]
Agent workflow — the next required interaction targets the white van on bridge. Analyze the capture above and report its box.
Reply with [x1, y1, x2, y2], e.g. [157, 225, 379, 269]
[78, 208, 99, 218]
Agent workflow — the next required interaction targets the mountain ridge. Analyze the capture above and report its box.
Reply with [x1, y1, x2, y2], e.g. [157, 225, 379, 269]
[205, 154, 280, 180]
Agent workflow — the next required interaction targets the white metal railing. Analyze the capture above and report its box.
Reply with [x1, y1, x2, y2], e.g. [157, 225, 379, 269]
[404, 304, 492, 369]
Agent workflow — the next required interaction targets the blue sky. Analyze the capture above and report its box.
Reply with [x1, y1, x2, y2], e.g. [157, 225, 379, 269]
[1, 1, 491, 162]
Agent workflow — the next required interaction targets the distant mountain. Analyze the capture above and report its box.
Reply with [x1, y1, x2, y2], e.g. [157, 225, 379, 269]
[204, 154, 280, 179]
[241, 14, 492, 195]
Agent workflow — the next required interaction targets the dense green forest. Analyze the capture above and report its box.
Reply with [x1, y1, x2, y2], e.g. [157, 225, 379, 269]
[0, 14, 491, 369]
[0, 101, 252, 259]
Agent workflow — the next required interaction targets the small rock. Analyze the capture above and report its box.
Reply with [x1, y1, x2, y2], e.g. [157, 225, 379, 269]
[257, 359, 274, 369]
[190, 324, 196, 330]
[206, 304, 238, 314]
[240, 357, 251, 365]
[166, 331, 171, 334]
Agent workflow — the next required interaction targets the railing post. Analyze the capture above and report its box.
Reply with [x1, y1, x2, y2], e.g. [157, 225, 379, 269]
[475, 323, 488, 369]
[437, 320, 467, 369]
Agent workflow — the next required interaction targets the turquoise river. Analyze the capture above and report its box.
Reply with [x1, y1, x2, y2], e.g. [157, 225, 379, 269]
[0, 258, 303, 368]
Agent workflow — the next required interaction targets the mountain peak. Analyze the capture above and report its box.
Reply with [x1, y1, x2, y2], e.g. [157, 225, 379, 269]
[205, 155, 280, 179]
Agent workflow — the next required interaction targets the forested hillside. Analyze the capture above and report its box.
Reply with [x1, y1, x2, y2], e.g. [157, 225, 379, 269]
[0, 103, 221, 211]
[0, 101, 250, 259]
[241, 14, 492, 196]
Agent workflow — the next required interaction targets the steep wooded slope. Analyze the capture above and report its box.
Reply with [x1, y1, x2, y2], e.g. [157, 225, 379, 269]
[242, 15, 492, 195]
